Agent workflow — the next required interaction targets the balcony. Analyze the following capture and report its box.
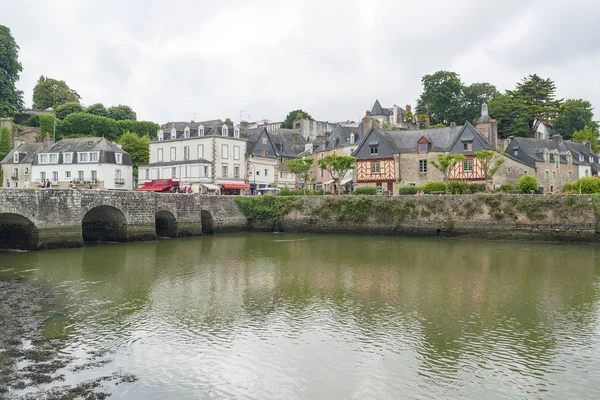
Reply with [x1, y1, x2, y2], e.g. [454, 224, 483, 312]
[115, 178, 125, 185]
[11, 175, 19, 181]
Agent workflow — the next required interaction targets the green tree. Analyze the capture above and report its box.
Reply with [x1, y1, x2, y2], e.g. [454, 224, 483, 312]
[416, 71, 464, 125]
[488, 93, 529, 138]
[286, 157, 314, 194]
[474, 150, 505, 191]
[507, 74, 562, 137]
[118, 131, 149, 177]
[60, 112, 119, 140]
[517, 175, 539, 194]
[32, 75, 81, 109]
[381, 121, 400, 131]
[572, 126, 599, 153]
[0, 25, 24, 117]
[115, 120, 160, 138]
[462, 82, 499, 123]
[55, 101, 85, 120]
[317, 154, 355, 193]
[38, 114, 58, 141]
[552, 99, 598, 139]
[107, 105, 137, 121]
[429, 153, 467, 184]
[86, 103, 108, 117]
[283, 109, 312, 129]
[0, 127, 11, 162]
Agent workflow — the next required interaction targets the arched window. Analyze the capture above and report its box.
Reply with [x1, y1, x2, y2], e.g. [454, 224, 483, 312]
[350, 133, 355, 144]
[222, 124, 229, 137]
[198, 125, 204, 136]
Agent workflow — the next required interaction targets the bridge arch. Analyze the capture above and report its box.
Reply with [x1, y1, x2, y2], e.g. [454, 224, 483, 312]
[201, 210, 214, 235]
[0, 213, 39, 250]
[82, 205, 127, 243]
[156, 210, 178, 238]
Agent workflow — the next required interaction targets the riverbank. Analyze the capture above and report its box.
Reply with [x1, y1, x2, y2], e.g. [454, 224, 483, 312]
[0, 279, 136, 399]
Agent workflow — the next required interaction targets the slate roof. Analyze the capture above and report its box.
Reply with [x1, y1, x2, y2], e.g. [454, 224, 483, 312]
[157, 119, 243, 141]
[370, 100, 406, 117]
[315, 126, 359, 152]
[33, 137, 132, 166]
[1, 143, 44, 165]
[139, 159, 211, 168]
[509, 137, 600, 170]
[270, 129, 307, 157]
[239, 127, 277, 157]
[379, 124, 464, 153]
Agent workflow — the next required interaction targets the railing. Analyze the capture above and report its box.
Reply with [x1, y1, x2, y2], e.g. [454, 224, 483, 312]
[11, 175, 18, 180]
[115, 178, 125, 185]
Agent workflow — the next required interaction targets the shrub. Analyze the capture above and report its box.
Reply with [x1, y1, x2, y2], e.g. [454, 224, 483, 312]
[399, 185, 417, 195]
[414, 186, 425, 193]
[446, 180, 470, 194]
[561, 182, 574, 193]
[55, 102, 85, 120]
[354, 186, 377, 195]
[116, 120, 160, 138]
[498, 184, 517, 192]
[469, 183, 487, 193]
[25, 114, 40, 127]
[517, 175, 539, 194]
[572, 177, 600, 194]
[278, 187, 292, 196]
[39, 114, 58, 140]
[423, 181, 446, 194]
[60, 112, 120, 140]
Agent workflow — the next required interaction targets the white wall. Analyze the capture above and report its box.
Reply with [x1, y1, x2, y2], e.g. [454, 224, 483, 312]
[32, 163, 133, 190]
[248, 157, 278, 188]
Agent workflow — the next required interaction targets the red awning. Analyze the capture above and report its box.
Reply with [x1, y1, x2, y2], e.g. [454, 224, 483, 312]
[220, 183, 250, 190]
[137, 185, 170, 192]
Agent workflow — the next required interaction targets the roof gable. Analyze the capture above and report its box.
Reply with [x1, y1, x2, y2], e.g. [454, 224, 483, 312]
[352, 128, 396, 159]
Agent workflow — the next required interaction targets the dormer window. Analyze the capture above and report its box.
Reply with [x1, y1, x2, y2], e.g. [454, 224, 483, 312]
[590, 156, 594, 163]
[544, 151, 549, 162]
[198, 125, 205, 136]
[170, 128, 176, 140]
[370, 145, 378, 155]
[418, 143, 428, 154]
[222, 125, 229, 137]
[116, 153, 123, 164]
[184, 127, 190, 138]
[567, 153, 572, 163]
[158, 131, 164, 141]
[13, 152, 19, 163]
[350, 133, 355, 144]
[513, 147, 519, 157]
[579, 155, 584, 162]
[463, 142, 472, 151]
[234, 127, 240, 138]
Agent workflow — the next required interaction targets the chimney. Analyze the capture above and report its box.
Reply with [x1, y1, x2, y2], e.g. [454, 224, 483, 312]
[225, 118, 231, 124]
[392, 105, 398, 124]
[372, 119, 381, 129]
[552, 134, 564, 146]
[43, 132, 53, 149]
[583, 140, 592, 150]
[292, 132, 299, 145]
[481, 103, 489, 118]
[362, 111, 373, 135]
[405, 104, 411, 113]
[450, 122, 456, 128]
[191, 120, 195, 123]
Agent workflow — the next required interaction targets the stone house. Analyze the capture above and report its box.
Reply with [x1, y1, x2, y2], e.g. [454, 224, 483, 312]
[292, 119, 338, 141]
[368, 99, 418, 130]
[1, 142, 44, 188]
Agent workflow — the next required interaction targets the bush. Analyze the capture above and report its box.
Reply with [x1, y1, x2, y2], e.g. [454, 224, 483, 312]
[60, 112, 120, 140]
[423, 181, 446, 194]
[497, 184, 517, 192]
[55, 102, 84, 120]
[278, 187, 292, 196]
[469, 183, 487, 193]
[116, 120, 160, 138]
[572, 177, 600, 194]
[25, 114, 40, 127]
[517, 175, 539, 194]
[399, 185, 417, 195]
[446, 180, 470, 194]
[353, 186, 377, 195]
[414, 186, 425, 193]
[561, 182, 574, 193]
[39, 114, 58, 140]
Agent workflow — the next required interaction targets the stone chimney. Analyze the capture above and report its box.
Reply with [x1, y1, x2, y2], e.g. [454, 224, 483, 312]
[583, 140, 592, 150]
[292, 132, 299, 145]
[481, 103, 489, 118]
[361, 111, 373, 135]
[392, 105, 398, 124]
[372, 119, 381, 129]
[43, 133, 54, 149]
[552, 134, 564, 146]
[405, 104, 411, 113]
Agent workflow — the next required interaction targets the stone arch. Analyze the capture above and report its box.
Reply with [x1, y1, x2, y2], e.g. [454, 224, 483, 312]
[201, 210, 214, 235]
[82, 205, 127, 243]
[156, 210, 178, 238]
[0, 213, 39, 250]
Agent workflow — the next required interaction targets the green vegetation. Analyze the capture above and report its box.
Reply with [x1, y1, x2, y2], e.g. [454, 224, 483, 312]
[423, 181, 446, 193]
[282, 109, 312, 129]
[517, 175, 538, 194]
[277, 188, 323, 196]
[572, 126, 599, 153]
[107, 105, 137, 121]
[354, 187, 377, 195]
[475, 150, 505, 187]
[60, 112, 120, 140]
[286, 158, 314, 194]
[55, 102, 84, 120]
[117, 131, 150, 177]
[398, 185, 417, 195]
[446, 180, 471, 194]
[429, 154, 466, 184]
[0, 25, 24, 117]
[115, 120, 160, 138]
[497, 184, 517, 192]
[234, 195, 302, 220]
[552, 99, 598, 139]
[317, 154, 355, 192]
[86, 103, 108, 117]
[32, 75, 81, 109]
[0, 127, 11, 161]
[571, 177, 600, 194]
[38, 114, 57, 140]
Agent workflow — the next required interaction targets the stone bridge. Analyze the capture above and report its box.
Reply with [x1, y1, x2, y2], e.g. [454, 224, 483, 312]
[0, 189, 248, 250]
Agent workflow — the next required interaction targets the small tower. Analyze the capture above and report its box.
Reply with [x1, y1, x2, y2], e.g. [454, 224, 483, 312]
[476, 103, 499, 151]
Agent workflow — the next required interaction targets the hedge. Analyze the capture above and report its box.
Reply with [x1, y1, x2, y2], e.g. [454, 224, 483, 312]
[116, 120, 160, 138]
[353, 187, 377, 195]
[571, 177, 600, 194]
[60, 112, 120, 140]
[517, 175, 539, 194]
[398, 185, 417, 195]
[423, 181, 446, 193]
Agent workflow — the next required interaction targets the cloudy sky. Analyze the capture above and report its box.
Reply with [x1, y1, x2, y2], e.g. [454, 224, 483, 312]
[6, 0, 600, 124]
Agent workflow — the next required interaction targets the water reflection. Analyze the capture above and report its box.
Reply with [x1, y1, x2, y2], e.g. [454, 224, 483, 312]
[1, 234, 599, 399]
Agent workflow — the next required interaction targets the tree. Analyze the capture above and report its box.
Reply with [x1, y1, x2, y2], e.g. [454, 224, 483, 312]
[60, 112, 119, 140]
[429, 153, 467, 184]
[572, 126, 599, 153]
[55, 102, 85, 120]
[317, 154, 355, 193]
[115, 120, 160, 138]
[381, 121, 400, 131]
[517, 175, 538, 194]
[0, 127, 11, 162]
[86, 103, 108, 117]
[283, 109, 312, 129]
[462, 82, 499, 123]
[416, 71, 464, 125]
[552, 99, 598, 139]
[507, 74, 562, 137]
[0, 25, 24, 117]
[32, 76, 81, 109]
[38, 114, 58, 141]
[286, 158, 314, 194]
[474, 150, 505, 191]
[107, 105, 137, 121]
[488, 93, 529, 138]
[118, 131, 150, 177]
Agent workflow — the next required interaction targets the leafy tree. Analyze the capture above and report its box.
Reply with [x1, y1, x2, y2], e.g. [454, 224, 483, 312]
[283, 109, 312, 129]
[86, 103, 108, 117]
[552, 99, 598, 139]
[286, 157, 314, 194]
[429, 153, 467, 184]
[416, 71, 464, 125]
[38, 114, 58, 141]
[115, 120, 159, 138]
[107, 105, 137, 121]
[60, 112, 119, 140]
[317, 154, 355, 193]
[118, 131, 150, 177]
[507, 74, 562, 137]
[462, 82, 499, 123]
[0, 127, 11, 162]
[55, 102, 85, 120]
[488, 93, 529, 138]
[32, 76, 81, 109]
[381, 121, 400, 131]
[572, 126, 599, 153]
[475, 150, 505, 191]
[517, 174, 538, 194]
[0, 25, 24, 117]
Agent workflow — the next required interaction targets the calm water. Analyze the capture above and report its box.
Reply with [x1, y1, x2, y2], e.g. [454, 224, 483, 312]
[1, 234, 600, 399]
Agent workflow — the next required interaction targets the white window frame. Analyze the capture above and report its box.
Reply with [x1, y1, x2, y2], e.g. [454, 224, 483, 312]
[222, 125, 229, 137]
[91, 170, 97, 183]
[198, 125, 205, 136]
[184, 127, 190, 138]
[49, 153, 59, 164]
[24, 167, 29, 175]
[234, 146, 240, 160]
[463, 159, 473, 172]
[184, 146, 190, 160]
[38, 154, 48, 164]
[158, 148, 163, 162]
[13, 152, 19, 163]
[52, 171, 59, 183]
[350, 133, 355, 144]
[222, 164, 228, 177]
[197, 144, 204, 159]
[78, 171, 84, 181]
[115, 153, 123, 164]
[63, 153, 73, 164]
[170, 147, 176, 161]
[234, 165, 240, 178]
[158, 131, 164, 141]
[234, 127, 240, 138]
[65, 171, 71, 179]
[171, 128, 176, 140]
[222, 144, 229, 159]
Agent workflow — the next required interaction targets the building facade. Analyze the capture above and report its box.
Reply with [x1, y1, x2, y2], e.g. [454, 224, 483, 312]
[368, 99, 418, 130]
[1, 142, 44, 188]
[240, 128, 280, 193]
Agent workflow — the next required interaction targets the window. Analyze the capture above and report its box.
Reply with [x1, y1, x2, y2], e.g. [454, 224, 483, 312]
[234, 127, 240, 138]
[419, 159, 428, 173]
[24, 167, 29, 175]
[115, 169, 123, 180]
[77, 152, 98, 163]
[158, 132, 163, 141]
[234, 165, 240, 178]
[158, 149, 163, 161]
[52, 171, 58, 183]
[171, 129, 176, 139]
[523, 170, 528, 175]
[13, 168, 18, 178]
[256, 170, 260, 176]
[203, 165, 209, 177]
[590, 156, 594, 163]
[40, 171, 46, 181]
[418, 143, 428, 153]
[199, 125, 205, 136]
[585, 169, 589, 177]
[513, 149, 519, 156]
[184, 127, 190, 138]
[91, 170, 97, 182]
[261, 150, 268, 157]
[115, 153, 123, 164]
[64, 153, 73, 164]
[370, 146, 378, 155]
[222, 165, 228, 177]
[371, 161, 380, 174]
[13, 153, 19, 163]
[463, 142, 472, 151]
[197, 145, 204, 159]
[376, 182, 383, 194]
[38, 154, 48, 164]
[568, 171, 572, 180]
[234, 146, 240, 160]
[552, 171, 556, 180]
[65, 171, 71, 179]
[567, 154, 572, 163]
[264, 169, 268, 176]
[172, 167, 177, 178]
[170, 147, 176, 161]
[545, 170, 549, 180]
[350, 133, 355, 144]
[222, 125, 229, 136]
[78, 171, 84, 181]
[463, 159, 473, 172]
[544, 152, 549, 162]
[145, 169, 149, 179]
[184, 146, 190, 160]
[49, 154, 58, 163]
[580, 155, 585, 162]
[555, 158, 559, 168]
[222, 144, 229, 159]
[320, 168, 324, 178]
[262, 137, 268, 145]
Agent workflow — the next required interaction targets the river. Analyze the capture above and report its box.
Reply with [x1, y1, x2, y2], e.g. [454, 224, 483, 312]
[1, 233, 600, 399]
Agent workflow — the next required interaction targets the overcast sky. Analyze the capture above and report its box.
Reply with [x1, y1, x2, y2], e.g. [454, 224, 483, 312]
[6, 0, 600, 124]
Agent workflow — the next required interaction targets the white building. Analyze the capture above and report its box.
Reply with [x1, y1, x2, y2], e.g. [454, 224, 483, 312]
[31, 136, 133, 190]
[1, 142, 44, 188]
